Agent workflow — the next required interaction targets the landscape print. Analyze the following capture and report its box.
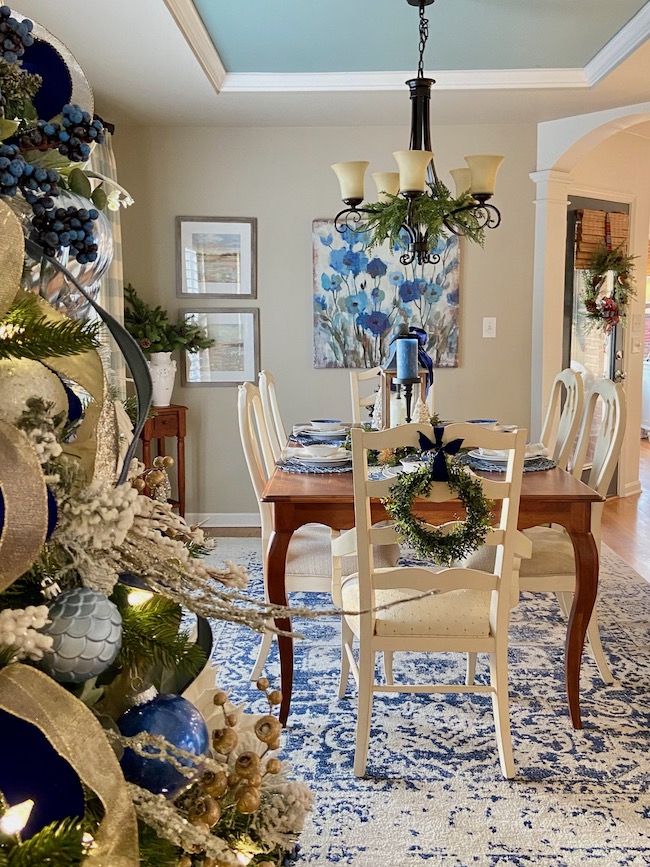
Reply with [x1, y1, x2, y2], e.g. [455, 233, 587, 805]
[194, 231, 241, 290]
[177, 218, 256, 298]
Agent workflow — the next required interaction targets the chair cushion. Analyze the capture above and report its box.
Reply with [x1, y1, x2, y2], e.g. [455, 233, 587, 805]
[286, 524, 400, 579]
[340, 577, 491, 638]
[462, 526, 576, 578]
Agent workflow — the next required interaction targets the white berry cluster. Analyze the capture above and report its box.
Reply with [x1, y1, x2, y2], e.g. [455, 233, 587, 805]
[0, 605, 53, 660]
[57, 480, 142, 549]
[26, 425, 63, 463]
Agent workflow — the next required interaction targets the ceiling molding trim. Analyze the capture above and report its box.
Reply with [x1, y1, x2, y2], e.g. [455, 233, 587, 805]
[585, 3, 650, 86]
[163, 0, 226, 93]
[221, 68, 587, 94]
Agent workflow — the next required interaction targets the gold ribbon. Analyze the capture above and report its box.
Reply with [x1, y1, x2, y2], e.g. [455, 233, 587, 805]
[0, 201, 24, 320]
[0, 420, 48, 593]
[0, 665, 139, 866]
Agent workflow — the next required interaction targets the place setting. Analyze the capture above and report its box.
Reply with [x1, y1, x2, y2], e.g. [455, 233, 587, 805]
[279, 420, 353, 473]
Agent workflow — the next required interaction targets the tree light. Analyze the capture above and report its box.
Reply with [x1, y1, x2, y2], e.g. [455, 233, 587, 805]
[0, 799, 34, 836]
[127, 588, 154, 606]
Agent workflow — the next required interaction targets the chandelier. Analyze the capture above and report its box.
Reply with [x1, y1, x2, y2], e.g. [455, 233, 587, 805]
[331, 0, 503, 266]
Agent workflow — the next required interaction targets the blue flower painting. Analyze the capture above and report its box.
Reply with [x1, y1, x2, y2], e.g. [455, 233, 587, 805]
[312, 219, 460, 369]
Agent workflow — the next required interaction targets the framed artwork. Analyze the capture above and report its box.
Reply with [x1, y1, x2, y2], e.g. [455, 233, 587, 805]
[312, 219, 460, 369]
[176, 216, 257, 298]
[180, 308, 260, 387]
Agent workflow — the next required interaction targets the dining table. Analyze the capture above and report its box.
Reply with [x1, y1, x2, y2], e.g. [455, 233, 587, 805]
[261, 456, 602, 729]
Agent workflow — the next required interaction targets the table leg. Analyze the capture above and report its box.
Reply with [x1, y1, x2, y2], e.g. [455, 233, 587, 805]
[266, 529, 293, 726]
[565, 529, 599, 729]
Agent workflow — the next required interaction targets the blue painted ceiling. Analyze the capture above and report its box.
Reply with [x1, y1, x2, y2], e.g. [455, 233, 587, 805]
[194, 0, 648, 74]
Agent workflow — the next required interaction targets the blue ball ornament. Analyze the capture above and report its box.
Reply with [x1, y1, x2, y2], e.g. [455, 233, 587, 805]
[39, 587, 122, 684]
[117, 694, 209, 798]
[0, 709, 84, 838]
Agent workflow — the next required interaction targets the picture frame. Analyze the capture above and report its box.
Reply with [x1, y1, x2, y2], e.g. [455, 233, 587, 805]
[180, 308, 260, 387]
[176, 216, 257, 299]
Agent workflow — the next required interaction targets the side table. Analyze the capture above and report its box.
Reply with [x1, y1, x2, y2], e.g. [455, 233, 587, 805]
[139, 404, 187, 517]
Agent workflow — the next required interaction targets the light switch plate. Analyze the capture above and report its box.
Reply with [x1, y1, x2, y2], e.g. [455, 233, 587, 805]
[632, 313, 643, 333]
[632, 337, 643, 354]
[482, 317, 497, 338]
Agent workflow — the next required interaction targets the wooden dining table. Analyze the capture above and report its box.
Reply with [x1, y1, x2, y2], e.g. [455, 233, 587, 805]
[261, 461, 602, 728]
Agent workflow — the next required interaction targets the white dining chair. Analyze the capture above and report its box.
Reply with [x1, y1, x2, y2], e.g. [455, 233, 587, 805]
[349, 367, 385, 424]
[238, 382, 399, 680]
[540, 368, 584, 471]
[259, 369, 287, 463]
[335, 422, 528, 778]
[465, 379, 626, 685]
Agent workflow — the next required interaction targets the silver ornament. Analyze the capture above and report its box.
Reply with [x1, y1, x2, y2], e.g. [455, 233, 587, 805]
[39, 587, 122, 684]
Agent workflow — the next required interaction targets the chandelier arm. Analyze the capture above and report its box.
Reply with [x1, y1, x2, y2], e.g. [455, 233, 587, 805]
[334, 205, 370, 235]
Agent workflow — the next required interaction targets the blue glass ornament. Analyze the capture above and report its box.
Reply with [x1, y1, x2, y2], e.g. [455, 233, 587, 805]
[39, 587, 122, 684]
[0, 710, 84, 838]
[118, 694, 209, 798]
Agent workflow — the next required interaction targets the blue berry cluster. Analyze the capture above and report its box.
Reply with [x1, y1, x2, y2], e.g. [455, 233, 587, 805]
[0, 6, 34, 63]
[30, 198, 100, 264]
[282, 845, 301, 866]
[0, 142, 59, 198]
[19, 105, 105, 163]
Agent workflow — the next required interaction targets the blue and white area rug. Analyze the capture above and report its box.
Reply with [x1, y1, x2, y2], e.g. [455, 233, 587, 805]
[206, 538, 650, 866]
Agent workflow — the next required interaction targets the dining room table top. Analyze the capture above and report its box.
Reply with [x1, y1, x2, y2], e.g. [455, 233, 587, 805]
[261, 461, 603, 506]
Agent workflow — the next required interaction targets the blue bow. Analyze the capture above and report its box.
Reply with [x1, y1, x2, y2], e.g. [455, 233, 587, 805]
[409, 327, 434, 392]
[418, 427, 464, 482]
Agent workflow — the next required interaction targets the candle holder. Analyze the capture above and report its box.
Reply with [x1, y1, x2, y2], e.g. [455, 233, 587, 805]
[394, 376, 422, 423]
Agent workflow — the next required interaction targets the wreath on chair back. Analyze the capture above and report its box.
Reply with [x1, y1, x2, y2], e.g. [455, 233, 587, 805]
[382, 430, 494, 566]
[580, 244, 636, 334]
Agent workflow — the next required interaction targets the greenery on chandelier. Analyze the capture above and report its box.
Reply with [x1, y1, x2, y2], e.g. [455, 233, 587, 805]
[580, 243, 636, 333]
[0, 295, 99, 360]
[383, 456, 494, 565]
[124, 283, 214, 355]
[361, 183, 486, 252]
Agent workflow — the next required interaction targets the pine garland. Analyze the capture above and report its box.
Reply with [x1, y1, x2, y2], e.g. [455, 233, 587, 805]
[1, 819, 85, 867]
[0, 295, 99, 360]
[383, 457, 494, 565]
[360, 182, 485, 252]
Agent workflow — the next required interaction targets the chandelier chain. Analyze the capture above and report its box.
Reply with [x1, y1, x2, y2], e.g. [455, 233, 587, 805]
[417, 2, 429, 79]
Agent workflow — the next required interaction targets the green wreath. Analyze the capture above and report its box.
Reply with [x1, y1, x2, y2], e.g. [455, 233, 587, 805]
[382, 457, 494, 566]
[580, 244, 636, 334]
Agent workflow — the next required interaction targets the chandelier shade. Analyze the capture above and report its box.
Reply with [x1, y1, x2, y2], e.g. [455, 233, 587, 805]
[331, 0, 503, 266]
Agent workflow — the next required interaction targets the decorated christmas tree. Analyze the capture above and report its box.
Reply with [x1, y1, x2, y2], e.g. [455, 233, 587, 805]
[0, 8, 311, 865]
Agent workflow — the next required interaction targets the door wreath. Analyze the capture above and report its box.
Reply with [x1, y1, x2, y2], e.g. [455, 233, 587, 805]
[580, 244, 636, 334]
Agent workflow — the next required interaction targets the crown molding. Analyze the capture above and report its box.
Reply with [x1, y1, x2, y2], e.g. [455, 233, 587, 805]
[221, 68, 587, 93]
[163, 0, 226, 93]
[586, 3, 650, 86]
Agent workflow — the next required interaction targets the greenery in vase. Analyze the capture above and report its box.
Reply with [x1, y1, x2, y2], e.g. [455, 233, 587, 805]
[124, 283, 214, 356]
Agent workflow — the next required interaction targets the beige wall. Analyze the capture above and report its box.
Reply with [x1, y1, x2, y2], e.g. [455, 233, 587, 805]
[114, 123, 537, 519]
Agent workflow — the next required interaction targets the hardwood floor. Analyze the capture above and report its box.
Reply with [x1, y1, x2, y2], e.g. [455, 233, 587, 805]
[601, 438, 650, 582]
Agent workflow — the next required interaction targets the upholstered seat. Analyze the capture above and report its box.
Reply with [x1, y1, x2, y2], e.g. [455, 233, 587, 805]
[288, 525, 399, 582]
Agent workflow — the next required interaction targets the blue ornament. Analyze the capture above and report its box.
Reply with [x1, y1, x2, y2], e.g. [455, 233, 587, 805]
[0, 709, 84, 838]
[39, 587, 122, 684]
[117, 694, 209, 798]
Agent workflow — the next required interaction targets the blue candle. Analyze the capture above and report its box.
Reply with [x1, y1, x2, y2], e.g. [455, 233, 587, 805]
[396, 338, 418, 380]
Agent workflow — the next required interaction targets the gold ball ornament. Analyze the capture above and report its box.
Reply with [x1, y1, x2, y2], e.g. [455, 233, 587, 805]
[236, 786, 261, 814]
[162, 455, 174, 468]
[202, 770, 229, 798]
[131, 478, 146, 492]
[234, 751, 261, 779]
[212, 690, 228, 706]
[256, 677, 270, 691]
[265, 758, 282, 775]
[145, 469, 165, 487]
[247, 772, 263, 788]
[153, 455, 165, 468]
[0, 358, 69, 425]
[254, 715, 282, 744]
[189, 819, 210, 835]
[212, 727, 238, 754]
[267, 689, 282, 706]
[267, 738, 281, 751]
[189, 795, 221, 827]
[177, 857, 192, 867]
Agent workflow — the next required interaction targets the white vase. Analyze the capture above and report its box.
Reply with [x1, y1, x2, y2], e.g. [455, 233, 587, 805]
[148, 351, 176, 407]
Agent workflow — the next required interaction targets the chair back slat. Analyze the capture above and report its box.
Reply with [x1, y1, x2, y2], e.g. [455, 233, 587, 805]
[540, 368, 585, 470]
[259, 370, 287, 462]
[350, 367, 384, 423]
[372, 566, 498, 593]
[238, 382, 275, 549]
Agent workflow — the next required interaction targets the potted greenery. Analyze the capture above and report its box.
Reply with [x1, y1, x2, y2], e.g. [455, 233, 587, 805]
[124, 283, 214, 406]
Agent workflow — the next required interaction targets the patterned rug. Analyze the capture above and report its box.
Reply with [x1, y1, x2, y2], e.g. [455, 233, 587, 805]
[205, 538, 650, 866]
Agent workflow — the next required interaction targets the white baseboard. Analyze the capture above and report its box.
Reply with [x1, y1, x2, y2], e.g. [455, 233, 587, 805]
[622, 480, 642, 498]
[187, 512, 261, 527]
